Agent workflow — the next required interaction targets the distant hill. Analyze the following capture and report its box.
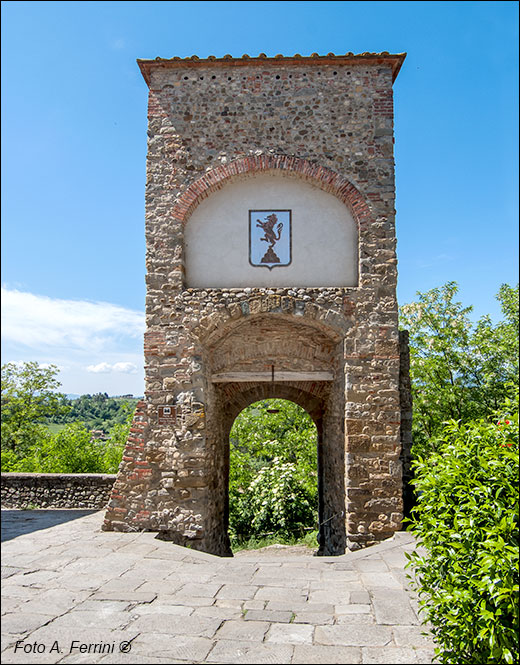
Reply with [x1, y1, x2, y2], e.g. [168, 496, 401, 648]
[50, 393, 139, 432]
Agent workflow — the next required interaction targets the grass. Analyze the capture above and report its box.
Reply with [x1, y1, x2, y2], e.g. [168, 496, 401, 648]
[44, 423, 68, 435]
[231, 529, 319, 553]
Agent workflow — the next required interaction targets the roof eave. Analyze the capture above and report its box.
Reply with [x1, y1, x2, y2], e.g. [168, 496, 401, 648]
[137, 52, 407, 87]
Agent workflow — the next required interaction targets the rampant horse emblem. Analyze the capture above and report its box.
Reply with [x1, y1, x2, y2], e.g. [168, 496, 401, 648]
[249, 210, 291, 269]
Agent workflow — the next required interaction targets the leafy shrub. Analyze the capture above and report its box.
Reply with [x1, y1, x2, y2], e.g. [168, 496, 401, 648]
[407, 400, 519, 664]
[101, 421, 129, 473]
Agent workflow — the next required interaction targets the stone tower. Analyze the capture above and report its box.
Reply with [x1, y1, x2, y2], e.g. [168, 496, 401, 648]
[103, 51, 409, 556]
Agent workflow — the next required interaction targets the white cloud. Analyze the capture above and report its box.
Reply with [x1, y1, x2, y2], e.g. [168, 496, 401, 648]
[1, 287, 145, 352]
[87, 362, 138, 374]
[1, 288, 146, 395]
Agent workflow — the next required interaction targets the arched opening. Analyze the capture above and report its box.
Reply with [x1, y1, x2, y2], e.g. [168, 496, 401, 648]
[227, 398, 319, 553]
[206, 378, 346, 557]
[198, 312, 347, 557]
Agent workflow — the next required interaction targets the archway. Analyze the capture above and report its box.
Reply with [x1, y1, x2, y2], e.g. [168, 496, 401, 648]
[204, 326, 347, 557]
[227, 398, 319, 552]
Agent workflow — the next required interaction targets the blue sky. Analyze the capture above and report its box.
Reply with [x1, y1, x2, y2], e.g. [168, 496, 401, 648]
[1, 1, 518, 395]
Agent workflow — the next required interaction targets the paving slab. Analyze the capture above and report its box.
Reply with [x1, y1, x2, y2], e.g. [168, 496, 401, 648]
[361, 572, 403, 589]
[336, 602, 371, 614]
[349, 588, 371, 604]
[2, 566, 24, 579]
[242, 599, 265, 610]
[214, 619, 270, 642]
[130, 633, 214, 660]
[1, 509, 436, 664]
[244, 609, 293, 623]
[293, 611, 334, 625]
[48, 610, 132, 631]
[293, 644, 362, 663]
[370, 588, 419, 625]
[215, 583, 258, 600]
[315, 624, 394, 647]
[175, 581, 223, 598]
[206, 640, 294, 663]
[352, 558, 389, 572]
[127, 613, 222, 638]
[265, 622, 314, 645]
[192, 605, 243, 620]
[362, 645, 427, 664]
[1, 510, 97, 542]
[214, 598, 243, 609]
[392, 625, 436, 648]
[254, 585, 308, 602]
[335, 614, 376, 625]
[267, 600, 334, 613]
[2, 612, 55, 634]
[129, 603, 194, 617]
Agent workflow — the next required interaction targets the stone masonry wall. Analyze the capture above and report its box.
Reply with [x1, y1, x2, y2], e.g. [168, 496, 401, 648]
[104, 53, 407, 554]
[1, 473, 116, 509]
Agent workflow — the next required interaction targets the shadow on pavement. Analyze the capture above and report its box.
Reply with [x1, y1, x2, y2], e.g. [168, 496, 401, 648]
[1, 509, 98, 542]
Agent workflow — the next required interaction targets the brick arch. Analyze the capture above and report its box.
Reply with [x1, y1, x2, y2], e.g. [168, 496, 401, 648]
[192, 302, 347, 346]
[217, 382, 331, 425]
[171, 155, 372, 232]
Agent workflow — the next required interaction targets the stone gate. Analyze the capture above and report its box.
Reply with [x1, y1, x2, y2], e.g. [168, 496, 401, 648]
[103, 51, 411, 556]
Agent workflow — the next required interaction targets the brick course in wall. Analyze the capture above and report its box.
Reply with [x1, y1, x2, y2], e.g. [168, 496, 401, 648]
[104, 52, 410, 555]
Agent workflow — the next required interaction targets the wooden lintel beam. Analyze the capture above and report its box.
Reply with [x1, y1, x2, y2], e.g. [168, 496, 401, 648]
[211, 371, 334, 383]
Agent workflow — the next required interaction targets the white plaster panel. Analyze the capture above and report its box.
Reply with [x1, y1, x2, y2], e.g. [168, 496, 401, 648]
[185, 174, 358, 288]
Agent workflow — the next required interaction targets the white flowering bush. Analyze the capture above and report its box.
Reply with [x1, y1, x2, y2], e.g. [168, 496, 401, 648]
[247, 456, 316, 536]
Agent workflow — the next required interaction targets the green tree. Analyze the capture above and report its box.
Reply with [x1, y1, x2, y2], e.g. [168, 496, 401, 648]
[1, 362, 69, 455]
[470, 284, 519, 411]
[17, 422, 102, 473]
[399, 282, 519, 455]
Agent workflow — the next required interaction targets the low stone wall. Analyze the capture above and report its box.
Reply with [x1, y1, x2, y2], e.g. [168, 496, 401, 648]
[1, 473, 116, 509]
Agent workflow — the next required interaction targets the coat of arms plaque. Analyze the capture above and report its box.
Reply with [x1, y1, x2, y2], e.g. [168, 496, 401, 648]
[249, 210, 292, 270]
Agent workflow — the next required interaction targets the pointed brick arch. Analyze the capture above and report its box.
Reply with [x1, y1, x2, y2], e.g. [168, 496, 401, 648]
[171, 155, 372, 232]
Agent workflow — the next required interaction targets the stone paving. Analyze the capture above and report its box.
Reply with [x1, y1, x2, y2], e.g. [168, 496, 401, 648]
[1, 510, 436, 664]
